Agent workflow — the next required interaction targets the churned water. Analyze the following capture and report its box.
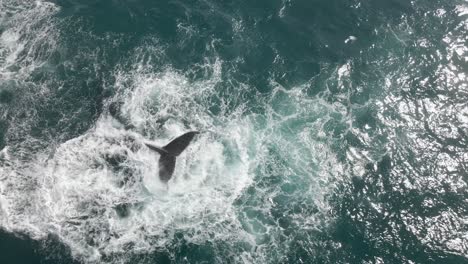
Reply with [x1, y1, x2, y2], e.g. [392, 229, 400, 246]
[0, 0, 467, 263]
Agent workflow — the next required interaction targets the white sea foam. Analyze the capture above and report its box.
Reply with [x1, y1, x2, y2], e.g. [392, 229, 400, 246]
[1, 53, 260, 262]
[0, 0, 59, 78]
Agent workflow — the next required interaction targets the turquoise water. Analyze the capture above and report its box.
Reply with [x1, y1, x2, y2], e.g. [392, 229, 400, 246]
[0, 0, 467, 263]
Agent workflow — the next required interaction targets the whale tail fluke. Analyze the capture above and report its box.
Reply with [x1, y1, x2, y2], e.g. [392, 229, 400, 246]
[158, 154, 176, 183]
[162, 131, 199, 156]
[145, 131, 199, 183]
[144, 143, 168, 156]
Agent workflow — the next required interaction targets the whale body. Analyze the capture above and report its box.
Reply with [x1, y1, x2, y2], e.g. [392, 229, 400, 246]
[145, 131, 199, 183]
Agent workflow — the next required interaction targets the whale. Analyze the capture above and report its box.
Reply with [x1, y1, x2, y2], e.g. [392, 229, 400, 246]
[107, 101, 199, 183]
[145, 131, 199, 183]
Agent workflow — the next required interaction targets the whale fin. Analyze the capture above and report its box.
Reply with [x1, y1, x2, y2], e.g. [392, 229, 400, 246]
[144, 143, 168, 155]
[158, 154, 176, 183]
[162, 131, 199, 156]
[145, 131, 199, 183]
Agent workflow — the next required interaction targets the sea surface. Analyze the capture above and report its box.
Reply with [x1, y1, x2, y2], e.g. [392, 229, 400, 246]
[0, 0, 467, 263]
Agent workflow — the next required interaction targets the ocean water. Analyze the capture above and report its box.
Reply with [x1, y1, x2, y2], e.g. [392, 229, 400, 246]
[0, 0, 467, 263]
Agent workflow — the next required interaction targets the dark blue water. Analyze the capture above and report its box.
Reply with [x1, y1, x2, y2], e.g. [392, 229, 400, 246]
[0, 0, 467, 263]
